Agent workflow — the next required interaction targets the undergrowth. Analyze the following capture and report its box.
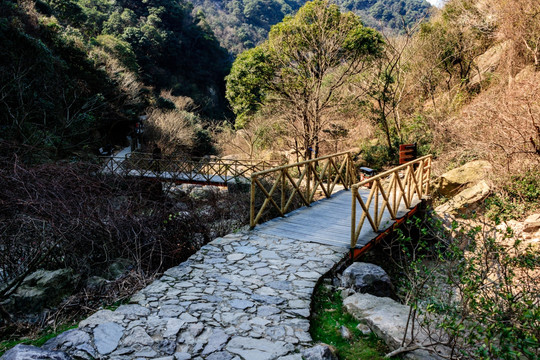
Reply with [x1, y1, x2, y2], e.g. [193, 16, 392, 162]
[0, 323, 77, 356]
[310, 283, 391, 360]
[486, 169, 540, 222]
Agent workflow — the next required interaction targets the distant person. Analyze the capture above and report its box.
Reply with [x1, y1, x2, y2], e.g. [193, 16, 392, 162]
[152, 144, 162, 172]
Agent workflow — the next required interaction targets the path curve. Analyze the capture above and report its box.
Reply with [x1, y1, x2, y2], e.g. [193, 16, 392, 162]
[44, 230, 348, 359]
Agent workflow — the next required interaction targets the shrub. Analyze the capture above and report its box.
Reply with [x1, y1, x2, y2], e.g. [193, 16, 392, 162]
[383, 213, 540, 359]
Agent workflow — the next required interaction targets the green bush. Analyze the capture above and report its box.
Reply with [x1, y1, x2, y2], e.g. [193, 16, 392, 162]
[486, 169, 540, 222]
[385, 213, 540, 360]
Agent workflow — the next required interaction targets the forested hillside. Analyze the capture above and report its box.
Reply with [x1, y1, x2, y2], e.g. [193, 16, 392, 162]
[191, 0, 431, 54]
[0, 0, 230, 159]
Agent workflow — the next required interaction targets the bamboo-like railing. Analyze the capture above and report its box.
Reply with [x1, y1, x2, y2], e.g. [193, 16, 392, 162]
[351, 155, 432, 248]
[250, 151, 357, 228]
[102, 154, 279, 184]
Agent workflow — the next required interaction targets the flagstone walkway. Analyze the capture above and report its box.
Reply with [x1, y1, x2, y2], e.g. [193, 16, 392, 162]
[42, 230, 349, 360]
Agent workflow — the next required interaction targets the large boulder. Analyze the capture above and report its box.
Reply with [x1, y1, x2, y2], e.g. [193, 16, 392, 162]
[8, 269, 75, 313]
[189, 185, 219, 200]
[343, 293, 449, 360]
[523, 213, 540, 237]
[301, 344, 338, 360]
[434, 180, 491, 215]
[434, 160, 492, 197]
[0, 344, 72, 360]
[341, 262, 394, 298]
[469, 41, 511, 87]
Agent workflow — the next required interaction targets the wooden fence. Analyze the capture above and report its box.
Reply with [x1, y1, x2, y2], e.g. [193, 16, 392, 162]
[102, 154, 279, 184]
[350, 155, 432, 248]
[250, 151, 357, 228]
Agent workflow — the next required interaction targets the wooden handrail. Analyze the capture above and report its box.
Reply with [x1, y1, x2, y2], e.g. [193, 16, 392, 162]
[250, 151, 357, 228]
[350, 155, 432, 248]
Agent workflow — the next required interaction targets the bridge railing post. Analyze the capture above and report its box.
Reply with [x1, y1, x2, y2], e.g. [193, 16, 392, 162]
[250, 175, 256, 229]
[351, 185, 358, 248]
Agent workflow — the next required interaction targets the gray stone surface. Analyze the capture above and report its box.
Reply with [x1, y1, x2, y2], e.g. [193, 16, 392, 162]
[41, 230, 348, 359]
[42, 329, 90, 352]
[0, 344, 72, 360]
[94, 322, 124, 355]
[343, 293, 449, 360]
[301, 344, 338, 360]
[341, 262, 394, 297]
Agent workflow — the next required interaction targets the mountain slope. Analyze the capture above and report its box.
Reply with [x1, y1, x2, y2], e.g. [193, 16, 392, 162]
[191, 0, 432, 54]
[0, 0, 231, 159]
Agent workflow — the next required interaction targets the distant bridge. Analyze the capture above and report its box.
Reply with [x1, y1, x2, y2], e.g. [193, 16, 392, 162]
[102, 153, 279, 186]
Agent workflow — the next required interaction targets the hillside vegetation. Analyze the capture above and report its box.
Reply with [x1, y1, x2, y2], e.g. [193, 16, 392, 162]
[190, 0, 431, 54]
[224, 0, 540, 186]
[0, 0, 230, 159]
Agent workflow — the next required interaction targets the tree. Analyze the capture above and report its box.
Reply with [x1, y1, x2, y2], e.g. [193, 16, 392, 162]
[358, 30, 418, 155]
[226, 0, 384, 159]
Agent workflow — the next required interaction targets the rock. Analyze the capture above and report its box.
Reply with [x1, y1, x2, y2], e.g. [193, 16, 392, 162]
[341, 262, 394, 297]
[226, 253, 246, 261]
[340, 325, 352, 340]
[201, 329, 229, 355]
[523, 213, 540, 234]
[356, 323, 371, 335]
[189, 186, 218, 200]
[0, 344, 72, 360]
[106, 258, 132, 280]
[230, 299, 254, 310]
[86, 276, 108, 289]
[434, 160, 492, 197]
[93, 322, 124, 355]
[206, 351, 234, 360]
[174, 353, 192, 360]
[9, 269, 75, 313]
[43, 329, 91, 352]
[163, 319, 186, 338]
[226, 337, 292, 360]
[434, 180, 491, 215]
[343, 293, 449, 359]
[79, 309, 124, 328]
[301, 344, 338, 360]
[123, 326, 154, 346]
[469, 41, 510, 87]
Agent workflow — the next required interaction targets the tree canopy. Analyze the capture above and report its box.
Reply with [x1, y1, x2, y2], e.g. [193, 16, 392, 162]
[189, 0, 431, 54]
[226, 0, 384, 158]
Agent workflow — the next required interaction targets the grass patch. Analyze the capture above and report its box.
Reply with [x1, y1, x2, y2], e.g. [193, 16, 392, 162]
[0, 323, 77, 356]
[310, 283, 393, 359]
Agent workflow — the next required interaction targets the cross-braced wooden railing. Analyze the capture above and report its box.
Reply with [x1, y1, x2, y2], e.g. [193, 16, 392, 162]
[102, 154, 279, 184]
[250, 151, 357, 228]
[351, 155, 432, 248]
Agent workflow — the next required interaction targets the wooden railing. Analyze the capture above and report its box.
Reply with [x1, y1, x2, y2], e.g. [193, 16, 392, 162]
[102, 154, 279, 184]
[250, 151, 357, 228]
[350, 155, 432, 248]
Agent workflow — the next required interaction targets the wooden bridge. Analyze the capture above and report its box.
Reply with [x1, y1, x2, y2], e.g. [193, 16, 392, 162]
[104, 151, 432, 254]
[101, 153, 279, 185]
[249, 152, 432, 257]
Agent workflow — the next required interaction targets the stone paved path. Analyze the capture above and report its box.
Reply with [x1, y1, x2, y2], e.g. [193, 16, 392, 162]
[45, 230, 349, 360]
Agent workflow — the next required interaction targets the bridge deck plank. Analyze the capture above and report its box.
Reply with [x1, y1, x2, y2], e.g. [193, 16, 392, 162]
[255, 189, 421, 249]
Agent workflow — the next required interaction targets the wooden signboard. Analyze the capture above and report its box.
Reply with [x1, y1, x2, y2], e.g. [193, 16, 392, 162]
[399, 143, 417, 164]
